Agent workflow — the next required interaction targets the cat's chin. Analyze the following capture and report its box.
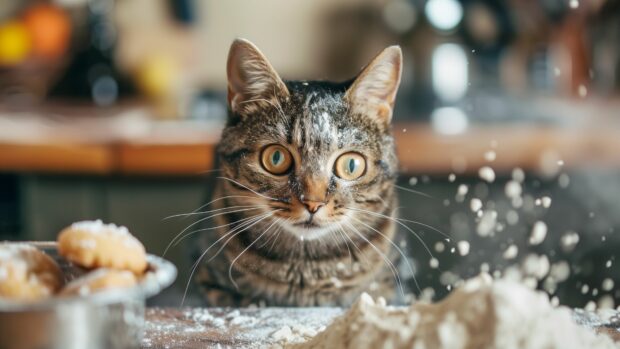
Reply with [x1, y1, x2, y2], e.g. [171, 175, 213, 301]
[279, 220, 338, 241]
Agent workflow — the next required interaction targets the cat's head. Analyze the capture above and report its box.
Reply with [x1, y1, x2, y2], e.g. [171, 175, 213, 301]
[217, 38, 401, 242]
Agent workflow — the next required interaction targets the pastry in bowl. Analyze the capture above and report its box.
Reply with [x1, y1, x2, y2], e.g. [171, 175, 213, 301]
[58, 220, 148, 274]
[0, 243, 63, 301]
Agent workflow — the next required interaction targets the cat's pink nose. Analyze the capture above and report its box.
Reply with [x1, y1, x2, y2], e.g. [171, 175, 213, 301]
[303, 201, 325, 214]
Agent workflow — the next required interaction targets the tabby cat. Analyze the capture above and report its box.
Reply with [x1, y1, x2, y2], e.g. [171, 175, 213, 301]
[196, 38, 403, 306]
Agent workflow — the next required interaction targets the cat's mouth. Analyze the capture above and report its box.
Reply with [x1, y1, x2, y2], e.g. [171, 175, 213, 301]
[293, 220, 321, 229]
[280, 218, 339, 240]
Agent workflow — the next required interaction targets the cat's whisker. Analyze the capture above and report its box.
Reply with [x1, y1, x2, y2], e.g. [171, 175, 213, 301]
[336, 224, 368, 275]
[334, 221, 354, 263]
[337, 220, 379, 268]
[166, 203, 267, 220]
[348, 215, 420, 293]
[257, 227, 277, 250]
[164, 206, 266, 257]
[395, 217, 451, 242]
[258, 217, 287, 250]
[342, 220, 405, 297]
[394, 184, 434, 199]
[228, 217, 282, 290]
[207, 210, 280, 264]
[216, 176, 280, 202]
[169, 195, 264, 220]
[341, 226, 366, 258]
[181, 210, 277, 306]
[345, 207, 437, 260]
[351, 204, 451, 241]
[327, 228, 346, 256]
[267, 218, 289, 254]
[169, 212, 266, 251]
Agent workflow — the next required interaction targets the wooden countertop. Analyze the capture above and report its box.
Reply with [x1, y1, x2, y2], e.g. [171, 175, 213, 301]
[142, 307, 341, 348]
[141, 307, 620, 348]
[1, 104, 620, 176]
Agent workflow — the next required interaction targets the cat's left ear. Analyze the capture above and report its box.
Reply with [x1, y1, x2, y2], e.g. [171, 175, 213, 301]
[345, 46, 402, 125]
[227, 38, 289, 116]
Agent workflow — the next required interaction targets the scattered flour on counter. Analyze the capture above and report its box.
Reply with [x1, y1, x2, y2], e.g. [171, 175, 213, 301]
[228, 311, 257, 326]
[144, 307, 340, 349]
[271, 323, 324, 347]
[292, 275, 620, 349]
[186, 308, 226, 328]
[271, 326, 294, 341]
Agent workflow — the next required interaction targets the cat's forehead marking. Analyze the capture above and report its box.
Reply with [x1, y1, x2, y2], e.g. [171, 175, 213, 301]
[304, 92, 337, 148]
[280, 81, 381, 156]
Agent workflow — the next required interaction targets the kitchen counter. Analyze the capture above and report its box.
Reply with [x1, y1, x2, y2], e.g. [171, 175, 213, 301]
[142, 307, 342, 348]
[2, 103, 620, 176]
[141, 307, 620, 348]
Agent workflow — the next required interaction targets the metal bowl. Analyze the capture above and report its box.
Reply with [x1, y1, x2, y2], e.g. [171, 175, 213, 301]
[0, 242, 177, 349]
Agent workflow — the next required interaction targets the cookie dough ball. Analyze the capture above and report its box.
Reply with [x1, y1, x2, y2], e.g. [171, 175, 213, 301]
[60, 269, 137, 296]
[0, 244, 63, 301]
[58, 220, 148, 274]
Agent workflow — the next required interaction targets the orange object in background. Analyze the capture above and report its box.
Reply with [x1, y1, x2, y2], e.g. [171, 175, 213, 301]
[22, 4, 71, 59]
[0, 21, 31, 65]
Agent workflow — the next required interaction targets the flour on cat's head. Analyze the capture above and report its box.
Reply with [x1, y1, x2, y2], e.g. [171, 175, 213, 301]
[218, 38, 401, 242]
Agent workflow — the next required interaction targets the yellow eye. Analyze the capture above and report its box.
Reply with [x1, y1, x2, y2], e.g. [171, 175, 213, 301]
[334, 152, 366, 180]
[261, 144, 293, 175]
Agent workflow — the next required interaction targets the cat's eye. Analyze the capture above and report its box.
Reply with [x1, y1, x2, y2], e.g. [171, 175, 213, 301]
[261, 144, 293, 175]
[334, 152, 366, 180]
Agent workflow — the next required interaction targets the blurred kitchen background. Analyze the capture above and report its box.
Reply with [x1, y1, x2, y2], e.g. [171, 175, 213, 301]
[0, 0, 619, 308]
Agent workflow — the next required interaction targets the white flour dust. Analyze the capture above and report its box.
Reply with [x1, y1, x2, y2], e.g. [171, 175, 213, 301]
[292, 275, 620, 349]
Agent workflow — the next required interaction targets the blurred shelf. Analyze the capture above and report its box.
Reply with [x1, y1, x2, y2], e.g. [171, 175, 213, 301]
[0, 143, 112, 174]
[118, 143, 215, 175]
[1, 105, 620, 176]
[396, 125, 620, 174]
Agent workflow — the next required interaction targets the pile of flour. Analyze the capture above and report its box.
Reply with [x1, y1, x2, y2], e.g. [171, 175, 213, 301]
[294, 274, 619, 349]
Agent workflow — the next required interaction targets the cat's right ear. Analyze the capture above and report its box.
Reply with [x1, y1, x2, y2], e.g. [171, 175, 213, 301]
[227, 39, 289, 116]
[345, 46, 402, 126]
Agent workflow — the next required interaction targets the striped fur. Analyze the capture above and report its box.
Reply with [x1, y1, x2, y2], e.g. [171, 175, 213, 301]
[197, 39, 403, 306]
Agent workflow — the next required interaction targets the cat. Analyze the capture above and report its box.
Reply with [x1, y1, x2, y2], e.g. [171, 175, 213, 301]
[196, 38, 403, 306]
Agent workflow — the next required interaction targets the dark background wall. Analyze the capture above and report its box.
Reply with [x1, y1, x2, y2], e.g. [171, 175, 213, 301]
[2, 170, 617, 308]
